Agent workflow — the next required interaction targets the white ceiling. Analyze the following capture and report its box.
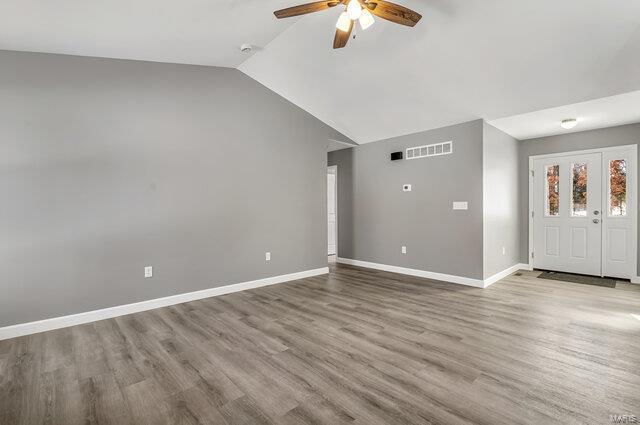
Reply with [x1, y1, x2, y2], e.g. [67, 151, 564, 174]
[240, 0, 640, 143]
[0, 0, 301, 67]
[1, 0, 640, 143]
[489, 91, 640, 140]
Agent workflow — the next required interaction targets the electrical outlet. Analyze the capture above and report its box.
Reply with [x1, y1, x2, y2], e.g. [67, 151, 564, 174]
[144, 266, 153, 278]
[502, 247, 506, 256]
[401, 246, 407, 254]
[265, 252, 271, 261]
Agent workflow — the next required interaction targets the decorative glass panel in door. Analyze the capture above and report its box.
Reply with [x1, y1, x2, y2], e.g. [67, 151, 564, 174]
[609, 159, 627, 217]
[570, 162, 587, 217]
[545, 165, 559, 216]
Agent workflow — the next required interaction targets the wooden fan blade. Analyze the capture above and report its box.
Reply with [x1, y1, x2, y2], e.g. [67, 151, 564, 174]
[274, 1, 341, 18]
[333, 19, 354, 49]
[365, 0, 421, 27]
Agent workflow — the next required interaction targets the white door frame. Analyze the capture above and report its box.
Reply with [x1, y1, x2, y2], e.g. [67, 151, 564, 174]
[327, 165, 338, 257]
[528, 144, 637, 279]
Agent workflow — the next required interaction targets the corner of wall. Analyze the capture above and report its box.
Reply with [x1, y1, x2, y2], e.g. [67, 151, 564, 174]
[481, 122, 521, 279]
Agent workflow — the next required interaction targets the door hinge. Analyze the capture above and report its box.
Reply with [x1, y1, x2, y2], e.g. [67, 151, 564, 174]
[531, 211, 534, 218]
[531, 170, 534, 177]
[531, 251, 534, 259]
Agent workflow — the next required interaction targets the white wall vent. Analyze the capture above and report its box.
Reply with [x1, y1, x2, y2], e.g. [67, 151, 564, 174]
[405, 141, 453, 160]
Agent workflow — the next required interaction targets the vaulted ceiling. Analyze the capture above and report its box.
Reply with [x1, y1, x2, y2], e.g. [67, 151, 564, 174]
[2, 0, 640, 143]
[0, 0, 301, 67]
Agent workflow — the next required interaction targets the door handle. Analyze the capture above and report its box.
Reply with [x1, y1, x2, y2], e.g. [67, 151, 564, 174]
[593, 210, 600, 215]
[593, 219, 600, 224]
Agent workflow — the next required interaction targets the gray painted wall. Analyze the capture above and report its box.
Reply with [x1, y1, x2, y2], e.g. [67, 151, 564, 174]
[518, 123, 640, 270]
[329, 120, 484, 280]
[483, 123, 520, 279]
[0, 50, 347, 327]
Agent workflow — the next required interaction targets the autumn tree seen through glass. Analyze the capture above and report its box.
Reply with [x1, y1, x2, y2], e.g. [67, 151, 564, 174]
[571, 163, 587, 216]
[610, 159, 627, 216]
[546, 165, 559, 216]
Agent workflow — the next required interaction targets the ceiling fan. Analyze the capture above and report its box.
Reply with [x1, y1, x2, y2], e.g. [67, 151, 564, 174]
[274, 0, 421, 49]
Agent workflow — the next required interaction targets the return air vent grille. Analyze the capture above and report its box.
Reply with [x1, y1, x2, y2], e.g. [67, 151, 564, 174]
[406, 141, 453, 160]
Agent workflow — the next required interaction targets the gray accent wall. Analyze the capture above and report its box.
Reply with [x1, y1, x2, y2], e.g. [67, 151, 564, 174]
[0, 50, 347, 327]
[329, 120, 485, 280]
[483, 123, 520, 279]
[518, 123, 640, 270]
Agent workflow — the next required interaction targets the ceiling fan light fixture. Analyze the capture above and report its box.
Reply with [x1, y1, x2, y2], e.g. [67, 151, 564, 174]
[359, 9, 375, 30]
[560, 118, 578, 129]
[336, 11, 351, 32]
[347, 0, 362, 20]
[273, 0, 421, 49]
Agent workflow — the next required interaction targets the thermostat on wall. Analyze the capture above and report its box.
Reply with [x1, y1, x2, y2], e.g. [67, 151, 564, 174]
[403, 184, 412, 192]
[453, 201, 468, 210]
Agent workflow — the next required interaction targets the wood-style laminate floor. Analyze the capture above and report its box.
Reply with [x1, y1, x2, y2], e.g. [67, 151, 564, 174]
[1, 265, 639, 425]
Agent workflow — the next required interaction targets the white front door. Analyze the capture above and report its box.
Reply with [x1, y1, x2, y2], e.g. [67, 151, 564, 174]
[327, 171, 336, 256]
[532, 147, 636, 279]
[602, 149, 636, 278]
[533, 153, 602, 276]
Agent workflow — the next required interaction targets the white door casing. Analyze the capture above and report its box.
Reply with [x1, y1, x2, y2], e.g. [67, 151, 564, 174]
[327, 167, 337, 256]
[529, 145, 637, 280]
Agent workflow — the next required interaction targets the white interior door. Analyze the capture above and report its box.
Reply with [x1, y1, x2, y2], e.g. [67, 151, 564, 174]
[327, 171, 336, 256]
[533, 153, 602, 276]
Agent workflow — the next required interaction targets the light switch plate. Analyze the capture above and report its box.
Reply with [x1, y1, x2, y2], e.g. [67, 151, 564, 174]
[401, 246, 407, 254]
[144, 266, 153, 278]
[265, 252, 271, 261]
[453, 201, 468, 210]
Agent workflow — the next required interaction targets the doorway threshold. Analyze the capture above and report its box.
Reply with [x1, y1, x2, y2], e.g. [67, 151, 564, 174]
[536, 270, 623, 288]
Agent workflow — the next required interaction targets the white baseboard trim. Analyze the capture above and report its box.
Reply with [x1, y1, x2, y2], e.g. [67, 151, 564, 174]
[0, 267, 329, 341]
[337, 258, 485, 287]
[631, 276, 640, 284]
[337, 258, 527, 289]
[483, 263, 529, 287]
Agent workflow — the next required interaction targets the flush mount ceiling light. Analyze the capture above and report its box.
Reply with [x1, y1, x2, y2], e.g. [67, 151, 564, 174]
[560, 118, 578, 129]
[274, 0, 421, 49]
